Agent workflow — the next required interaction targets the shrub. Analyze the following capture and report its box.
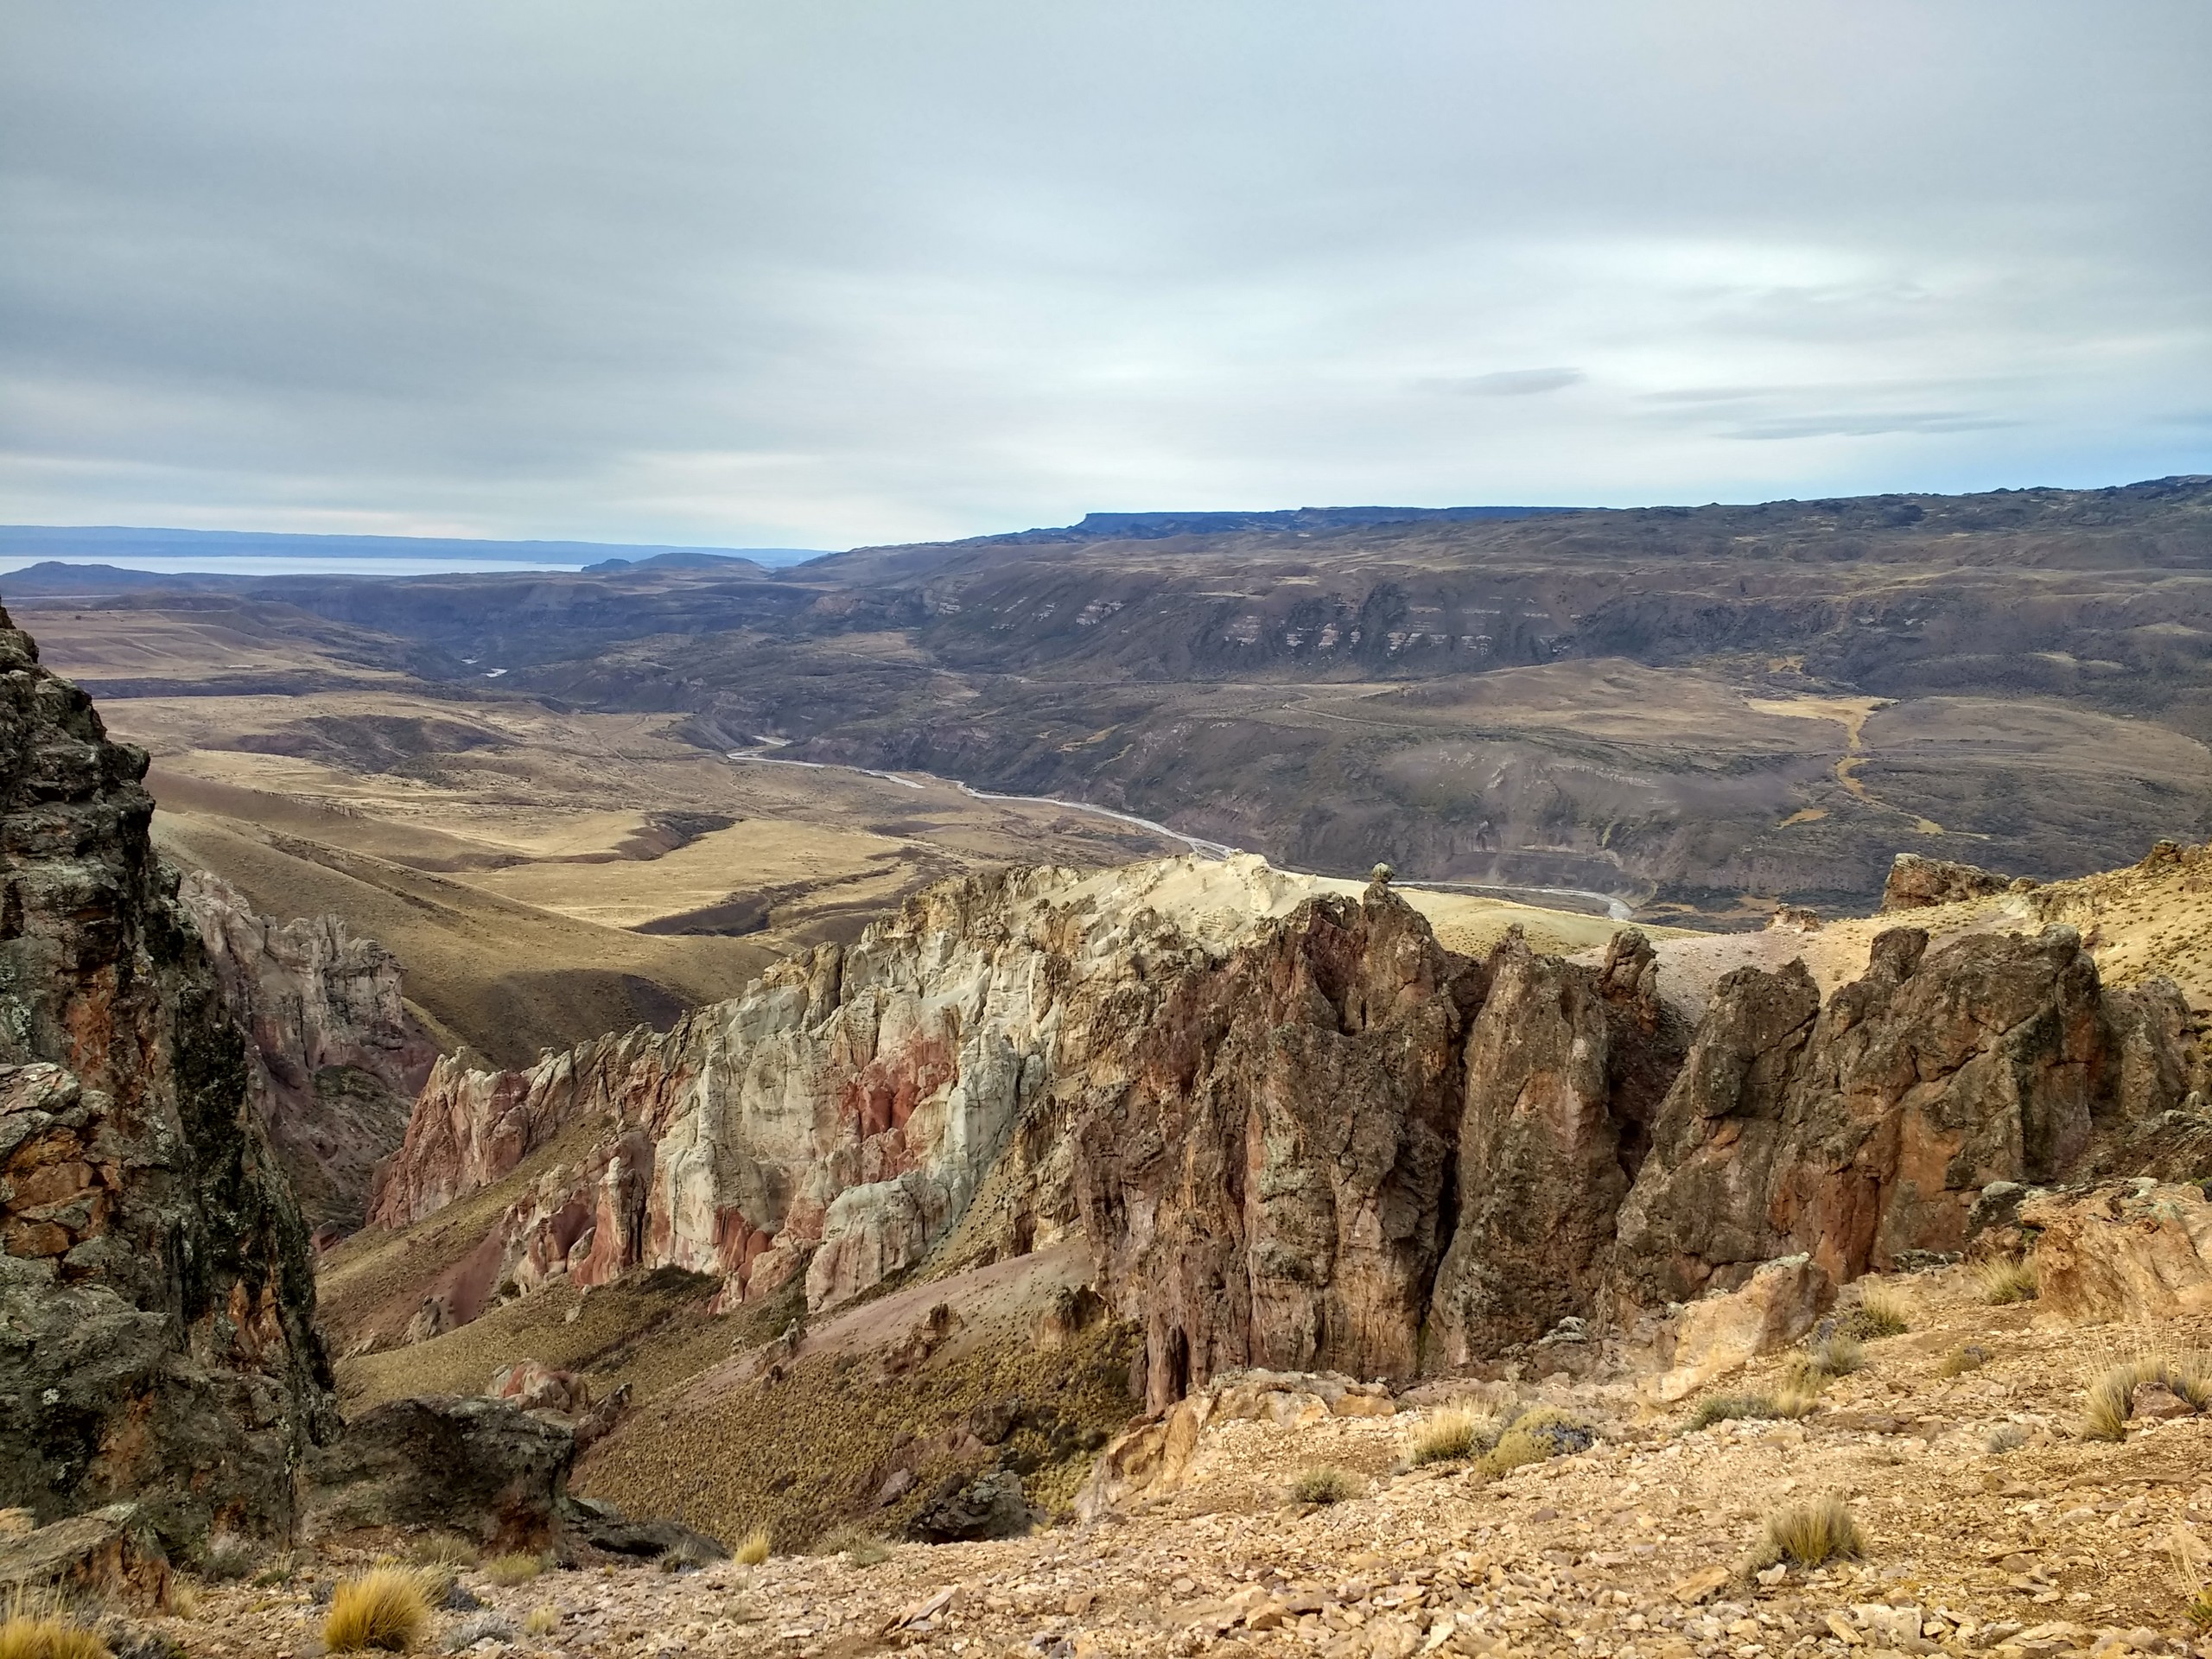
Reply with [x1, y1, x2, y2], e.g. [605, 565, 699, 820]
[1478, 1429, 1549, 1478]
[1840, 1283, 1911, 1339]
[657, 1536, 720, 1574]
[482, 1553, 545, 1587]
[1973, 1256, 2038, 1305]
[523, 1605, 562, 1638]
[1937, 1344, 1990, 1379]
[1287, 1465, 1360, 1505]
[199, 1531, 257, 1581]
[1787, 1331, 1865, 1382]
[324, 1566, 439, 1654]
[2190, 1587, 2212, 1634]
[1686, 1393, 1778, 1431]
[734, 1528, 772, 1566]
[0, 1595, 111, 1659]
[1508, 1406, 1597, 1456]
[442, 1613, 514, 1653]
[407, 1534, 479, 1569]
[1756, 1497, 1865, 1568]
[2081, 1353, 2212, 1441]
[815, 1527, 893, 1567]
[1407, 1406, 1503, 1465]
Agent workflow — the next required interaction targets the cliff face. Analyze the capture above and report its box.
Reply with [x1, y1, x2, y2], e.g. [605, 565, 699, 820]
[0, 607, 334, 1544]
[361, 846, 2207, 1402]
[181, 869, 435, 1231]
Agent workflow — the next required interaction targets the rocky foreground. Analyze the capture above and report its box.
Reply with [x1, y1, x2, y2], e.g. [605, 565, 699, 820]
[139, 1262, 2212, 1658]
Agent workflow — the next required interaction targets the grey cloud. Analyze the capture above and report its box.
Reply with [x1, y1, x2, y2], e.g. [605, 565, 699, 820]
[1, 0, 2208, 543]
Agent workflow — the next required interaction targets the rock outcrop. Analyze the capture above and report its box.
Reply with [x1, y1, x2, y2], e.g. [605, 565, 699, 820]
[2018, 1180, 2212, 1323]
[0, 607, 334, 1545]
[1881, 853, 2018, 912]
[180, 869, 435, 1230]
[302, 1395, 574, 1553]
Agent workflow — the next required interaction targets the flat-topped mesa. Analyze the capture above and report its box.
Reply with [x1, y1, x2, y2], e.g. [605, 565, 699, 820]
[181, 868, 435, 1231]
[0, 607, 334, 1544]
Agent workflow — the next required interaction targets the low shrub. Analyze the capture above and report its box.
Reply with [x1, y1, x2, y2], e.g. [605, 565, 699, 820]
[324, 1566, 439, 1654]
[1406, 1406, 1503, 1465]
[1287, 1465, 1360, 1506]
[1973, 1256, 2038, 1306]
[734, 1528, 772, 1566]
[523, 1605, 563, 1638]
[1508, 1405, 1597, 1456]
[1783, 1332, 1866, 1389]
[406, 1533, 479, 1569]
[815, 1527, 893, 1567]
[2081, 1353, 2212, 1441]
[1686, 1393, 1779, 1431]
[1936, 1344, 1990, 1379]
[480, 1553, 544, 1587]
[1840, 1283, 1911, 1339]
[1755, 1496, 1865, 1568]
[657, 1537, 719, 1574]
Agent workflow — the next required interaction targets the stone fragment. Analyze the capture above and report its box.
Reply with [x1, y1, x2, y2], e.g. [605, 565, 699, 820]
[1882, 854, 2014, 911]
[301, 1395, 575, 1552]
[2127, 1383, 2196, 1422]
[2019, 1181, 2212, 1323]
[1645, 1254, 1833, 1403]
[0, 1503, 172, 1612]
[905, 1468, 1033, 1543]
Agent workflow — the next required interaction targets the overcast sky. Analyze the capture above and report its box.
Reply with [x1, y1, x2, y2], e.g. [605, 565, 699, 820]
[3, 3, 2208, 549]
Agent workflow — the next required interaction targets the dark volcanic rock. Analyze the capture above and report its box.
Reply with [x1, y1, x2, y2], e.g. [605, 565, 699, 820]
[905, 1467, 1034, 1543]
[0, 1502, 173, 1612]
[302, 1395, 573, 1553]
[1074, 880, 1480, 1410]
[0, 607, 334, 1546]
[561, 1495, 728, 1562]
[1881, 853, 2018, 912]
[1427, 927, 1687, 1361]
[1613, 924, 2160, 1302]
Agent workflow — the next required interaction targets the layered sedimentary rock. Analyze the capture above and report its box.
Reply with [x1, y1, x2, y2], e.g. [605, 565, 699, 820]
[364, 836, 2205, 1400]
[0, 607, 334, 1544]
[181, 869, 435, 1230]
[1881, 853, 2018, 912]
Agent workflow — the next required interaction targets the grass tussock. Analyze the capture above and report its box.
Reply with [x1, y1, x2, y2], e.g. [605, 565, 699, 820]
[406, 1533, 479, 1569]
[1287, 1465, 1361, 1506]
[0, 1592, 111, 1659]
[814, 1527, 893, 1567]
[1685, 1390, 1819, 1432]
[1984, 1422, 2029, 1454]
[2080, 1353, 2212, 1441]
[734, 1528, 772, 1566]
[1475, 1405, 1599, 1478]
[1973, 1255, 2038, 1306]
[481, 1553, 546, 1587]
[657, 1536, 721, 1574]
[1783, 1332, 1866, 1394]
[523, 1605, 563, 1637]
[1840, 1282, 1912, 1339]
[1405, 1405, 1504, 1466]
[1936, 1344, 1990, 1379]
[324, 1566, 440, 1654]
[1755, 1496, 1865, 1568]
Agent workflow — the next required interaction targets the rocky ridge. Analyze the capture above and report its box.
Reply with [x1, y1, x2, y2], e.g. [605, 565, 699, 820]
[0, 603, 334, 1546]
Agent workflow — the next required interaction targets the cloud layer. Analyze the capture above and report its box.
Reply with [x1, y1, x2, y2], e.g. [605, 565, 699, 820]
[3, 1, 2207, 546]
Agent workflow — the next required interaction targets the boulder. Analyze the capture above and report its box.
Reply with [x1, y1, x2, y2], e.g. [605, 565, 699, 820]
[0, 1503, 172, 1612]
[560, 1495, 728, 1562]
[1881, 853, 2015, 912]
[488, 1359, 590, 1415]
[2018, 1181, 2212, 1324]
[0, 609, 334, 1547]
[1644, 1254, 1833, 1404]
[905, 1467, 1033, 1543]
[302, 1395, 574, 1552]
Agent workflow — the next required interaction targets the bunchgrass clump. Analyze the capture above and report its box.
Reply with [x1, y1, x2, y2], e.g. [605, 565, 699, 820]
[324, 1566, 438, 1654]
[1937, 1344, 1990, 1379]
[523, 1606, 562, 1638]
[1783, 1332, 1866, 1391]
[1474, 1405, 1599, 1478]
[1406, 1405, 1504, 1465]
[1687, 1393, 1778, 1431]
[2190, 1587, 2212, 1633]
[1754, 1496, 1865, 1568]
[1973, 1255, 2038, 1305]
[2080, 1353, 2212, 1441]
[815, 1527, 893, 1567]
[407, 1533, 479, 1569]
[1287, 1465, 1361, 1506]
[734, 1528, 772, 1566]
[482, 1553, 545, 1587]
[0, 1590, 110, 1659]
[1840, 1282, 1912, 1339]
[657, 1536, 721, 1574]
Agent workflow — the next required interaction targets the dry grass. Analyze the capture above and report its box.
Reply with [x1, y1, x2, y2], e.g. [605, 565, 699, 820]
[1475, 1405, 1599, 1478]
[324, 1566, 439, 1653]
[1936, 1344, 1990, 1379]
[198, 1531, 257, 1581]
[1287, 1465, 1361, 1506]
[0, 1592, 110, 1659]
[1841, 1282, 1912, 1339]
[405, 1533, 479, 1568]
[1405, 1405, 1503, 1466]
[481, 1554, 545, 1587]
[2081, 1353, 2212, 1441]
[1783, 1331, 1866, 1393]
[734, 1528, 772, 1566]
[815, 1527, 893, 1567]
[1756, 1496, 1866, 1567]
[523, 1606, 562, 1638]
[1973, 1256, 2039, 1305]
[1685, 1390, 1818, 1431]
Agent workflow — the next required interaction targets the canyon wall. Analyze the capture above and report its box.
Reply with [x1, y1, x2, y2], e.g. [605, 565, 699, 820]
[0, 607, 334, 1545]
[363, 849, 2208, 1404]
[181, 868, 435, 1230]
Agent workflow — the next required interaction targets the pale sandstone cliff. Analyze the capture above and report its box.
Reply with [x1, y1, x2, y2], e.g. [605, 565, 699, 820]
[181, 868, 435, 1230]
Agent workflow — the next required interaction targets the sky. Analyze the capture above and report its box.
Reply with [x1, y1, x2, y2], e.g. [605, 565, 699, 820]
[3, 2, 2209, 551]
